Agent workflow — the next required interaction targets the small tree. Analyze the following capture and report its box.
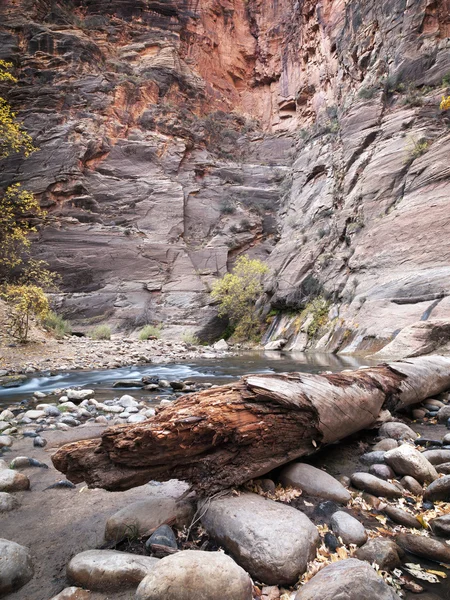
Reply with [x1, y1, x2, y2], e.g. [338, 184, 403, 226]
[211, 255, 269, 341]
[1, 284, 49, 342]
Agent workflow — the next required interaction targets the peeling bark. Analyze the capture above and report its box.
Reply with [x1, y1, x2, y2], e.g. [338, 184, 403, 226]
[52, 356, 450, 494]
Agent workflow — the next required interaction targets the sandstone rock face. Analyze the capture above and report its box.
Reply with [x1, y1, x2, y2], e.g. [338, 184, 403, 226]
[279, 463, 351, 504]
[104, 497, 195, 541]
[66, 549, 159, 591]
[201, 492, 319, 585]
[135, 551, 253, 600]
[0, 538, 34, 596]
[0, 0, 448, 344]
[294, 559, 401, 600]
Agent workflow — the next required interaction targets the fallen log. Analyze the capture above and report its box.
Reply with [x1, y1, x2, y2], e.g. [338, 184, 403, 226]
[52, 355, 450, 495]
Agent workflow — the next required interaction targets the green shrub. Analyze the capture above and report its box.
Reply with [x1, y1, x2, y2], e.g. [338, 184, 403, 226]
[43, 311, 72, 339]
[139, 324, 161, 340]
[443, 73, 450, 87]
[181, 331, 200, 345]
[92, 324, 111, 340]
[358, 86, 377, 100]
[219, 199, 235, 214]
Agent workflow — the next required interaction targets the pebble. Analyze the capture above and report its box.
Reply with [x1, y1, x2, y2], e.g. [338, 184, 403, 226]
[373, 439, 398, 452]
[423, 474, 450, 502]
[355, 538, 403, 570]
[24, 410, 46, 420]
[128, 414, 147, 423]
[33, 436, 47, 447]
[423, 449, 450, 464]
[383, 505, 422, 529]
[369, 464, 395, 480]
[324, 532, 340, 552]
[0, 538, 34, 595]
[0, 435, 13, 448]
[145, 524, 178, 551]
[0, 492, 19, 512]
[49, 587, 91, 600]
[0, 469, 30, 492]
[384, 443, 438, 483]
[330, 511, 367, 546]
[396, 533, 450, 563]
[279, 463, 351, 504]
[360, 451, 386, 465]
[350, 472, 403, 498]
[400, 475, 423, 495]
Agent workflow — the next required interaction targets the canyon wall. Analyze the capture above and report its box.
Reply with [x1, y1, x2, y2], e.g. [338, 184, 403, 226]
[0, 0, 449, 350]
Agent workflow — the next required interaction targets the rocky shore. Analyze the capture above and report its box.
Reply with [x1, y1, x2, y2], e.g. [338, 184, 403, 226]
[1, 366, 450, 599]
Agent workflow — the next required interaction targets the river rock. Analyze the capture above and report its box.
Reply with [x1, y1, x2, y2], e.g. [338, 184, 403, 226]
[105, 497, 195, 541]
[145, 524, 178, 551]
[369, 464, 395, 480]
[384, 444, 438, 483]
[350, 473, 402, 498]
[136, 550, 252, 600]
[66, 389, 94, 401]
[50, 587, 91, 600]
[118, 394, 139, 407]
[383, 505, 422, 528]
[429, 514, 450, 538]
[423, 475, 450, 501]
[378, 422, 417, 441]
[67, 550, 159, 590]
[0, 538, 34, 595]
[128, 414, 146, 423]
[436, 462, 450, 474]
[437, 406, 450, 423]
[24, 409, 46, 420]
[213, 339, 229, 351]
[373, 439, 398, 452]
[294, 558, 401, 600]
[0, 469, 30, 492]
[330, 511, 367, 546]
[443, 433, 450, 445]
[201, 492, 319, 585]
[0, 409, 14, 421]
[360, 451, 386, 465]
[279, 463, 351, 504]
[0, 435, 13, 448]
[0, 492, 19, 512]
[355, 538, 403, 570]
[396, 533, 450, 563]
[400, 476, 423, 495]
[0, 421, 10, 432]
[422, 449, 450, 464]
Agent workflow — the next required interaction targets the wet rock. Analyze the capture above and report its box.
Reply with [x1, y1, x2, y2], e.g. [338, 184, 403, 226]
[201, 492, 319, 585]
[423, 475, 450, 501]
[384, 444, 438, 483]
[136, 550, 252, 600]
[378, 422, 417, 441]
[330, 511, 367, 546]
[50, 587, 91, 600]
[351, 473, 402, 498]
[0, 435, 13, 448]
[396, 533, 450, 563]
[324, 532, 340, 552]
[437, 406, 450, 423]
[373, 439, 398, 452]
[169, 381, 185, 391]
[105, 497, 195, 541]
[360, 451, 386, 465]
[67, 549, 159, 590]
[430, 514, 450, 538]
[400, 476, 423, 495]
[369, 464, 396, 480]
[383, 505, 422, 528]
[423, 449, 450, 464]
[213, 339, 229, 351]
[113, 380, 143, 388]
[279, 463, 351, 504]
[436, 462, 450, 474]
[0, 538, 34, 595]
[294, 558, 401, 600]
[145, 524, 178, 551]
[355, 538, 403, 570]
[0, 491, 19, 512]
[0, 469, 30, 492]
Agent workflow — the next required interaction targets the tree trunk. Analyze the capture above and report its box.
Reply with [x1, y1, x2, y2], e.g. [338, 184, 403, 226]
[52, 355, 450, 495]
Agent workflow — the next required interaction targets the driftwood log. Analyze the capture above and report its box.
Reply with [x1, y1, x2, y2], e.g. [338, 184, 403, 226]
[52, 355, 450, 495]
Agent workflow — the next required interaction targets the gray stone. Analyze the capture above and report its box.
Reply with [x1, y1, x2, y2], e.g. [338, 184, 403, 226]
[360, 451, 386, 465]
[436, 462, 450, 474]
[201, 492, 319, 585]
[330, 511, 367, 546]
[118, 394, 139, 407]
[0, 409, 14, 421]
[373, 439, 398, 452]
[127, 414, 147, 423]
[294, 558, 401, 600]
[0, 435, 13, 448]
[0, 422, 9, 432]
[443, 433, 450, 445]
[430, 514, 450, 538]
[355, 538, 403, 570]
[213, 339, 229, 351]
[67, 549, 158, 590]
[145, 524, 177, 550]
[264, 339, 287, 350]
[423, 475, 450, 502]
[350, 472, 403, 498]
[279, 463, 351, 504]
[369, 464, 395, 480]
[23, 409, 46, 420]
[33, 436, 47, 447]
[437, 406, 450, 423]
[50, 587, 91, 600]
[384, 444, 438, 483]
[423, 449, 450, 465]
[66, 389, 94, 401]
[0, 469, 30, 492]
[0, 492, 19, 512]
[105, 497, 195, 542]
[400, 476, 423, 495]
[0, 538, 34, 595]
[396, 533, 450, 563]
[383, 505, 422, 529]
[378, 422, 417, 441]
[136, 550, 252, 600]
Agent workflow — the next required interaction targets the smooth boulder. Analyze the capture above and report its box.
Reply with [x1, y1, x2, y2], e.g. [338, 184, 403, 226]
[201, 492, 319, 585]
[50, 587, 91, 600]
[383, 505, 422, 529]
[423, 475, 450, 501]
[350, 473, 402, 498]
[0, 492, 19, 512]
[430, 515, 450, 538]
[294, 558, 401, 600]
[378, 422, 417, 441]
[330, 511, 367, 546]
[67, 549, 159, 590]
[384, 444, 438, 483]
[0, 538, 34, 596]
[396, 533, 450, 563]
[104, 497, 194, 541]
[135, 550, 252, 600]
[355, 538, 403, 570]
[279, 463, 351, 504]
[0, 469, 30, 492]
[400, 476, 423, 495]
[423, 449, 450, 465]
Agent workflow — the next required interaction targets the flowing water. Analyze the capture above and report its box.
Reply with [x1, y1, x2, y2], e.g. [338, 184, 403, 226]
[0, 351, 376, 408]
